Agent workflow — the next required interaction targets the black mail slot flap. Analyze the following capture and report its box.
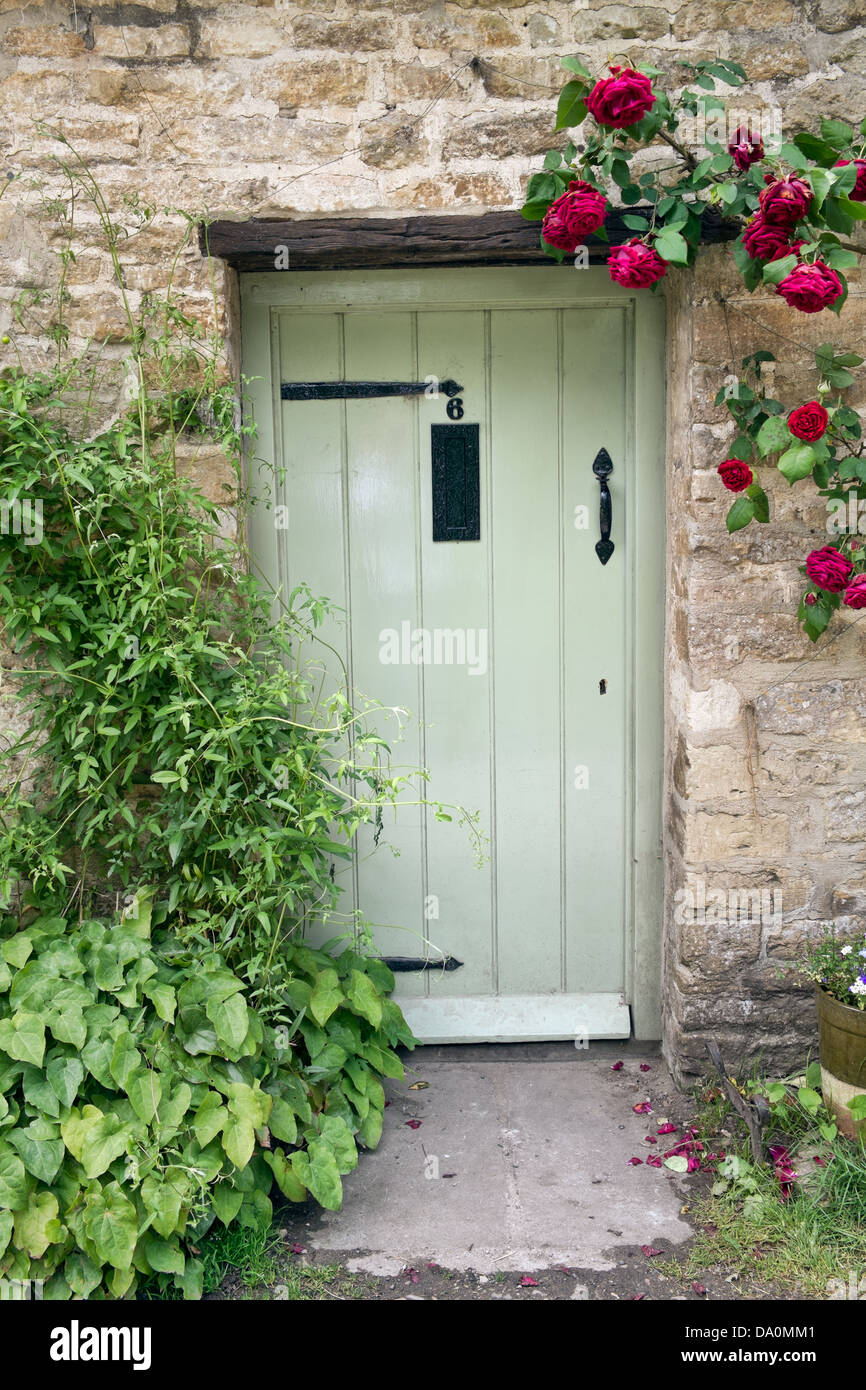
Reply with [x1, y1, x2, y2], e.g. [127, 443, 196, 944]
[431, 423, 480, 542]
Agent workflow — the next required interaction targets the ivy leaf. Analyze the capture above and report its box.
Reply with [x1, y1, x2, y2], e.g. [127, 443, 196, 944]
[663, 1155, 689, 1173]
[46, 1055, 84, 1109]
[143, 1233, 185, 1275]
[778, 443, 817, 483]
[291, 1140, 342, 1211]
[2, 936, 33, 969]
[756, 415, 792, 457]
[205, 991, 249, 1051]
[83, 1182, 138, 1269]
[263, 1147, 307, 1201]
[345, 970, 383, 1029]
[126, 1068, 162, 1126]
[268, 1096, 298, 1145]
[13, 1190, 61, 1259]
[317, 1114, 358, 1175]
[308, 968, 344, 1028]
[211, 1183, 244, 1225]
[192, 1091, 227, 1149]
[8, 1117, 64, 1185]
[0, 1011, 45, 1067]
[0, 1147, 29, 1210]
[556, 81, 587, 130]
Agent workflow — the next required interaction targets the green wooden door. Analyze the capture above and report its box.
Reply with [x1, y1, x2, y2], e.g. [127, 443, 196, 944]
[243, 268, 665, 1042]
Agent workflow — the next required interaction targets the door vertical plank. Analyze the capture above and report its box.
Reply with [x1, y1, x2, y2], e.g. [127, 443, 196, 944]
[416, 310, 494, 999]
[342, 312, 426, 990]
[490, 308, 562, 996]
[561, 307, 628, 993]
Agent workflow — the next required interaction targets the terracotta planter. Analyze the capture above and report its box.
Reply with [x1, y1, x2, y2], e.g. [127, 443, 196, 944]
[816, 984, 866, 1140]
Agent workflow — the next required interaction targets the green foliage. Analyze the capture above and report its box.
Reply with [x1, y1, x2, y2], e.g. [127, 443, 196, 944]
[0, 144, 491, 1299]
[0, 903, 408, 1298]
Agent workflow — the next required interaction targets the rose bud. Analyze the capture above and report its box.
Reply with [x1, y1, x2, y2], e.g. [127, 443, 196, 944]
[804, 592, 818, 607]
[607, 238, 668, 288]
[758, 176, 812, 226]
[542, 179, 607, 252]
[717, 459, 754, 492]
[788, 401, 829, 441]
[843, 574, 866, 609]
[776, 260, 844, 313]
[728, 126, 764, 172]
[586, 65, 656, 128]
[805, 545, 854, 592]
[835, 158, 866, 202]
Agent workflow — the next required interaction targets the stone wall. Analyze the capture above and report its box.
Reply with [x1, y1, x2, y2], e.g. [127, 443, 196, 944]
[1, 0, 866, 1083]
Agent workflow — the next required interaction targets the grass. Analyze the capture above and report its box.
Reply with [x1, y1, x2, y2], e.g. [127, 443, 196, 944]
[662, 1065, 866, 1298]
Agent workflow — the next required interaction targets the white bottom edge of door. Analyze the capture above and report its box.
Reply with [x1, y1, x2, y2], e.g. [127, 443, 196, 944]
[398, 992, 631, 1044]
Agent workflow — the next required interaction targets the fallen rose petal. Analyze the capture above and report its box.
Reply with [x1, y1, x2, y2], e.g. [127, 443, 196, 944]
[657, 1123, 677, 1135]
[639, 1063, 652, 1072]
[520, 1275, 539, 1287]
[630, 1293, 646, 1300]
[611, 1061, 624, 1071]
[404, 1267, 419, 1284]
[405, 1118, 422, 1129]
[644, 1135, 658, 1145]
[692, 1281, 707, 1296]
[290, 1243, 306, 1254]
[641, 1245, 663, 1258]
[813, 1156, 827, 1166]
[687, 1157, 702, 1172]
[627, 1157, 644, 1165]
[427, 1261, 438, 1269]
[645, 1155, 663, 1168]
[633, 1102, 653, 1114]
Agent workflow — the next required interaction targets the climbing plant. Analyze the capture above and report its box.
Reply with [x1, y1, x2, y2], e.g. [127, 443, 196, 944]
[0, 139, 480, 1297]
[521, 57, 866, 640]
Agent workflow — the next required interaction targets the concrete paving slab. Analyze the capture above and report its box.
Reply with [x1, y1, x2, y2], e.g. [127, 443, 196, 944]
[307, 1045, 695, 1275]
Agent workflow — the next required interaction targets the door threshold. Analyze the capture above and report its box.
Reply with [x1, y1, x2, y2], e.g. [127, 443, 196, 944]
[399, 992, 630, 1044]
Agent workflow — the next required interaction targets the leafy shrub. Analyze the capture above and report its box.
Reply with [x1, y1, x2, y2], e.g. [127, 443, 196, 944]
[0, 891, 411, 1299]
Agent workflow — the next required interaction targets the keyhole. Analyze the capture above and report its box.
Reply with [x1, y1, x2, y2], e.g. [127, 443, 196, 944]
[599, 678, 607, 695]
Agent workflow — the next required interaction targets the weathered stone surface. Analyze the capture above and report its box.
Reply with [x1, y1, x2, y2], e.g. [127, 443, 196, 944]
[574, 5, 670, 41]
[673, 0, 795, 37]
[684, 810, 790, 861]
[815, 0, 866, 32]
[756, 679, 866, 740]
[197, 13, 288, 58]
[258, 58, 369, 106]
[360, 115, 429, 169]
[92, 24, 192, 59]
[443, 112, 563, 160]
[402, 172, 513, 208]
[292, 15, 396, 51]
[478, 57, 561, 100]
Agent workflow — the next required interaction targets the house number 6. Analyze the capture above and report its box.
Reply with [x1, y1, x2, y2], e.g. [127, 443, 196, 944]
[446, 396, 464, 420]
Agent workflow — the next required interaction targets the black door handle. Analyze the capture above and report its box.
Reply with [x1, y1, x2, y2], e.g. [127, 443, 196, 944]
[592, 447, 614, 565]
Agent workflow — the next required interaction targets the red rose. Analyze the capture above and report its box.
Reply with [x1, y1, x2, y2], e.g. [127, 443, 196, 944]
[742, 213, 793, 262]
[835, 158, 866, 202]
[844, 574, 866, 608]
[758, 176, 812, 226]
[586, 65, 655, 128]
[542, 179, 607, 252]
[805, 545, 853, 592]
[776, 260, 844, 313]
[607, 238, 667, 288]
[717, 459, 753, 492]
[804, 592, 818, 607]
[728, 126, 764, 173]
[788, 401, 828, 441]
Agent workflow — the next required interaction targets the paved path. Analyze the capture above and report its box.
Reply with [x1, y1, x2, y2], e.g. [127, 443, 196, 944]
[305, 1042, 696, 1277]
